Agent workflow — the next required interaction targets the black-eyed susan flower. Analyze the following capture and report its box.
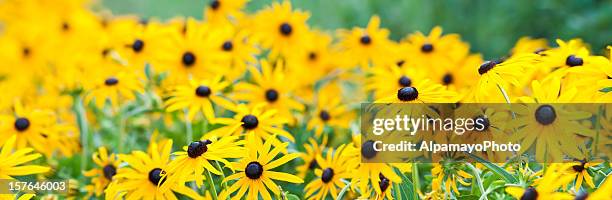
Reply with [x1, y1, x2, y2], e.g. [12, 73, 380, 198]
[304, 144, 352, 200]
[168, 135, 244, 187]
[204, 0, 248, 24]
[157, 18, 228, 83]
[164, 76, 234, 121]
[208, 103, 294, 148]
[211, 24, 259, 81]
[0, 135, 50, 178]
[431, 162, 473, 196]
[84, 69, 143, 108]
[306, 85, 354, 137]
[509, 103, 594, 162]
[338, 15, 395, 68]
[473, 53, 539, 102]
[375, 79, 458, 103]
[233, 60, 305, 122]
[506, 164, 575, 200]
[296, 136, 327, 178]
[366, 62, 426, 100]
[400, 26, 470, 77]
[564, 158, 603, 190]
[348, 135, 402, 195]
[251, 0, 310, 57]
[219, 135, 303, 200]
[0, 101, 55, 154]
[115, 139, 202, 199]
[84, 147, 119, 198]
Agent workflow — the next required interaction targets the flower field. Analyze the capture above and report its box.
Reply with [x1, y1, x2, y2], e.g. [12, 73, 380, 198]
[0, 0, 610, 199]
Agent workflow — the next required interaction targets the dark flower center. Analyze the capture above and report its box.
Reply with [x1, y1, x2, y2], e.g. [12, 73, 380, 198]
[398, 76, 412, 87]
[397, 87, 419, 101]
[279, 23, 292, 36]
[396, 60, 405, 67]
[572, 160, 586, 172]
[535, 105, 556, 125]
[574, 192, 588, 200]
[566, 55, 583, 67]
[187, 139, 213, 158]
[22, 47, 31, 57]
[321, 168, 334, 183]
[360, 35, 372, 45]
[210, 0, 220, 10]
[241, 115, 259, 130]
[14, 117, 31, 132]
[474, 115, 490, 131]
[319, 110, 331, 121]
[222, 41, 233, 51]
[245, 161, 264, 179]
[103, 164, 117, 180]
[104, 77, 119, 86]
[308, 159, 318, 169]
[308, 52, 317, 61]
[361, 140, 377, 159]
[421, 43, 434, 53]
[62, 22, 70, 31]
[132, 39, 144, 53]
[182, 52, 196, 67]
[148, 168, 166, 186]
[379, 173, 390, 192]
[265, 89, 279, 102]
[520, 187, 538, 200]
[442, 73, 453, 85]
[195, 86, 212, 97]
[478, 61, 496, 75]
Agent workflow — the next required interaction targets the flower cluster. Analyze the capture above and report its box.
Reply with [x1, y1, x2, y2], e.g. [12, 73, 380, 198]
[0, 0, 610, 199]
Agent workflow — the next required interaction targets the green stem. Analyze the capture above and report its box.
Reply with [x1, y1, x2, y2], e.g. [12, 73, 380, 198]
[466, 163, 488, 200]
[411, 162, 420, 200]
[594, 105, 603, 155]
[118, 113, 126, 153]
[184, 109, 193, 142]
[73, 95, 90, 172]
[335, 181, 351, 200]
[205, 170, 219, 200]
[215, 161, 229, 193]
[496, 84, 516, 119]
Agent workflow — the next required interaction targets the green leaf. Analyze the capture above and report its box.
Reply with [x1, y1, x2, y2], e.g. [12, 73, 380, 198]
[286, 194, 300, 200]
[467, 153, 517, 183]
[600, 87, 612, 93]
[394, 168, 417, 200]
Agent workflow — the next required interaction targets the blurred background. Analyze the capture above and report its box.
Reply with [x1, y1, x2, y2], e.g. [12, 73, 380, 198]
[102, 0, 612, 59]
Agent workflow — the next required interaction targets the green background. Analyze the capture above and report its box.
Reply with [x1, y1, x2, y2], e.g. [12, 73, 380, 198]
[103, 0, 612, 59]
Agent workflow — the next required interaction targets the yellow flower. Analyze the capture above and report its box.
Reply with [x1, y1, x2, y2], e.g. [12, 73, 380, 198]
[156, 18, 229, 84]
[509, 103, 594, 162]
[84, 69, 144, 108]
[565, 158, 603, 190]
[366, 62, 427, 100]
[431, 163, 473, 196]
[296, 136, 328, 178]
[0, 134, 50, 179]
[473, 53, 539, 102]
[203, 0, 248, 24]
[233, 60, 305, 122]
[211, 24, 260, 82]
[168, 135, 244, 187]
[375, 79, 458, 103]
[164, 76, 234, 121]
[219, 135, 303, 200]
[306, 84, 354, 137]
[304, 144, 353, 200]
[348, 135, 402, 195]
[338, 15, 395, 68]
[400, 26, 470, 77]
[505, 164, 575, 200]
[251, 0, 310, 57]
[209, 103, 294, 148]
[114, 139, 202, 199]
[0, 101, 55, 154]
[84, 147, 120, 197]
